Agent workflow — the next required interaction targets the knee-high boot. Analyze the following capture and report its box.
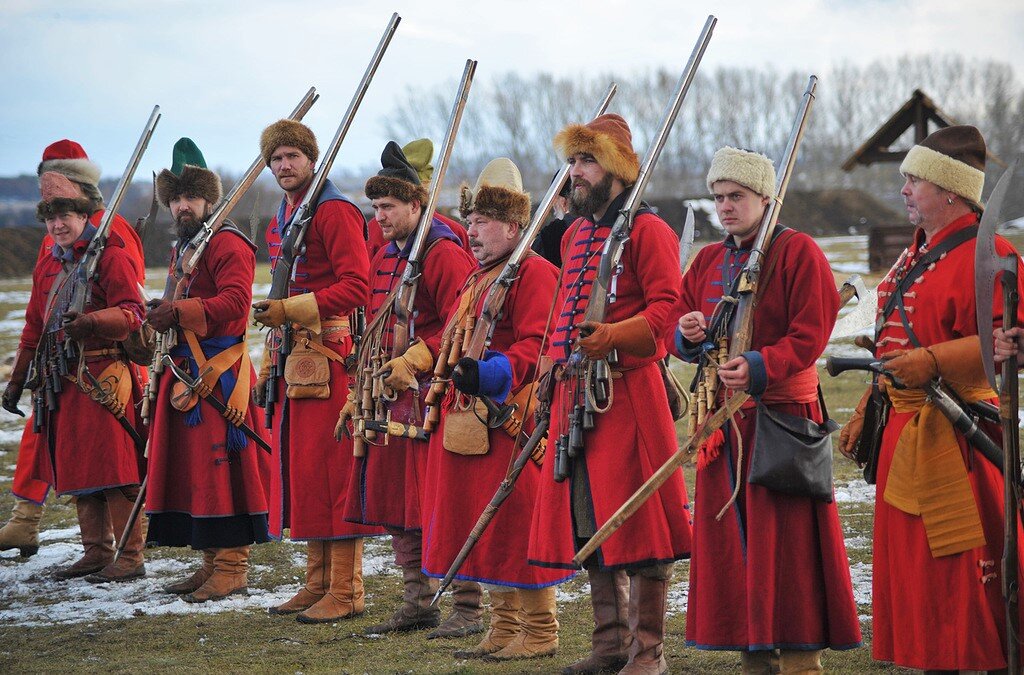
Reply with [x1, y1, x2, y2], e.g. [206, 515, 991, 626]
[296, 538, 365, 623]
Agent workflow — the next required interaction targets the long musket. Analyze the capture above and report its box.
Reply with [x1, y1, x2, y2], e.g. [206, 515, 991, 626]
[389, 59, 477, 358]
[142, 87, 318, 423]
[974, 156, 1024, 674]
[262, 12, 400, 424]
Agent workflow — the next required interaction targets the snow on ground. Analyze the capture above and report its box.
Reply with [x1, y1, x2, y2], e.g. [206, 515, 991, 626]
[0, 532, 395, 627]
[834, 479, 875, 504]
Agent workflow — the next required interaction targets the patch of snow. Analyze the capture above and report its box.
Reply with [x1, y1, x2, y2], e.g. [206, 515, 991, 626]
[849, 561, 872, 606]
[834, 480, 875, 504]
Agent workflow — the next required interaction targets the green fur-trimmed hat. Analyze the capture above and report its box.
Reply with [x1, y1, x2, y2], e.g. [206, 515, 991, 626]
[365, 141, 429, 205]
[706, 147, 777, 198]
[899, 125, 986, 205]
[553, 113, 640, 185]
[155, 138, 223, 208]
[459, 158, 531, 228]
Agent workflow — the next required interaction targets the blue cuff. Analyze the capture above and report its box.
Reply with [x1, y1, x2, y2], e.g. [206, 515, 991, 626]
[743, 350, 768, 396]
[674, 328, 702, 363]
[478, 350, 513, 402]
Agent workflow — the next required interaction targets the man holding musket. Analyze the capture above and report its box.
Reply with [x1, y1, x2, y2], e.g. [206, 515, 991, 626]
[674, 147, 861, 673]
[338, 140, 478, 637]
[143, 138, 273, 602]
[528, 115, 692, 675]
[252, 120, 380, 623]
[841, 125, 1024, 672]
[2, 172, 146, 582]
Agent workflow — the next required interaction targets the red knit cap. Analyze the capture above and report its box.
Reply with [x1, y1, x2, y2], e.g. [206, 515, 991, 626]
[37, 139, 101, 188]
[553, 113, 640, 184]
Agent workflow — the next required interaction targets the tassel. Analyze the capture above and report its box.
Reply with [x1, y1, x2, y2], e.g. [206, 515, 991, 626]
[226, 423, 247, 454]
[184, 402, 203, 427]
[696, 428, 725, 471]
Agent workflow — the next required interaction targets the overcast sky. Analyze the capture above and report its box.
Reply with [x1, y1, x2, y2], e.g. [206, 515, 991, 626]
[1, 0, 1020, 181]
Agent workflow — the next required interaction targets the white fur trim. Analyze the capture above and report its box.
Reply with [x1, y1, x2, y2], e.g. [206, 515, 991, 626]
[899, 145, 984, 204]
[706, 147, 776, 198]
[38, 157, 101, 187]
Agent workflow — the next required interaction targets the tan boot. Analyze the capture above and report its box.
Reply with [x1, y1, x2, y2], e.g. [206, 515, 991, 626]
[428, 580, 485, 639]
[620, 575, 670, 675]
[0, 498, 43, 557]
[484, 587, 559, 661]
[562, 569, 632, 674]
[778, 650, 822, 674]
[454, 589, 523, 659]
[364, 565, 441, 634]
[163, 549, 217, 594]
[270, 540, 329, 615]
[296, 538, 365, 623]
[53, 495, 114, 580]
[741, 650, 773, 675]
[184, 547, 249, 603]
[85, 487, 146, 583]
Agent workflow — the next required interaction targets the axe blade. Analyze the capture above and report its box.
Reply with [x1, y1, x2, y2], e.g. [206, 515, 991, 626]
[831, 276, 878, 340]
[975, 157, 1023, 391]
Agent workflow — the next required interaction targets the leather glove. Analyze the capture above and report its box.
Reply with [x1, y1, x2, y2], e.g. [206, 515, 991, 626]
[882, 335, 986, 389]
[62, 310, 94, 341]
[577, 315, 656, 360]
[252, 294, 321, 332]
[147, 299, 179, 332]
[1, 348, 34, 417]
[334, 391, 357, 441]
[452, 357, 480, 396]
[376, 340, 434, 393]
[63, 307, 131, 342]
[839, 388, 871, 463]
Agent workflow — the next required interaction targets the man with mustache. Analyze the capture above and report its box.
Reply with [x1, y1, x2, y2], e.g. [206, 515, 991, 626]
[143, 138, 273, 602]
[337, 140, 479, 637]
[674, 147, 861, 672]
[252, 120, 380, 624]
[528, 114, 692, 675]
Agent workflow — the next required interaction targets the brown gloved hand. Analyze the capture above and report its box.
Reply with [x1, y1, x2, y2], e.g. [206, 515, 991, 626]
[577, 316, 656, 360]
[63, 307, 131, 342]
[252, 294, 321, 333]
[252, 299, 286, 329]
[839, 388, 871, 463]
[146, 299, 179, 333]
[334, 391, 357, 441]
[880, 348, 935, 388]
[376, 340, 434, 393]
[1, 348, 34, 417]
[882, 335, 986, 389]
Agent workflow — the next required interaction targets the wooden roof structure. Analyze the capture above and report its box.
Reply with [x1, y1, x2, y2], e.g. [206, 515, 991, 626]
[842, 89, 1005, 171]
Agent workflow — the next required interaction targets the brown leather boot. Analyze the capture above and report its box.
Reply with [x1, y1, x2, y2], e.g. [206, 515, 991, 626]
[562, 568, 632, 674]
[296, 538, 365, 623]
[778, 650, 822, 674]
[163, 549, 217, 594]
[484, 586, 559, 661]
[740, 650, 773, 675]
[184, 547, 249, 603]
[364, 565, 441, 633]
[270, 540, 329, 615]
[0, 498, 43, 557]
[53, 494, 113, 580]
[621, 575, 670, 675]
[85, 487, 145, 583]
[454, 589, 523, 659]
[427, 580, 485, 639]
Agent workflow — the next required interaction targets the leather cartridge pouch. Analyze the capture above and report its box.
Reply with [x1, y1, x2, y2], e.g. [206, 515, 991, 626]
[443, 396, 490, 456]
[659, 357, 687, 421]
[122, 323, 156, 366]
[855, 379, 889, 485]
[285, 320, 348, 400]
[79, 356, 133, 418]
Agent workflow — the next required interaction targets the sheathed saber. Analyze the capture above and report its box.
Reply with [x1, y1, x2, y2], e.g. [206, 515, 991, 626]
[79, 367, 146, 450]
[161, 355, 272, 454]
[360, 418, 429, 442]
[431, 416, 550, 606]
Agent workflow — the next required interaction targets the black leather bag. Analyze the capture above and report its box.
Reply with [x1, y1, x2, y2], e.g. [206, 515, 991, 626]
[747, 389, 839, 502]
[854, 380, 889, 485]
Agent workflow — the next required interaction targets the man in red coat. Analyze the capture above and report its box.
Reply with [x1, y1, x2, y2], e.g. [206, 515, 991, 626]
[386, 158, 572, 661]
[337, 141, 478, 636]
[363, 139, 470, 260]
[252, 120, 381, 624]
[674, 147, 860, 673]
[0, 140, 146, 560]
[143, 138, 273, 603]
[842, 126, 1024, 671]
[527, 114, 692, 675]
[2, 174, 146, 583]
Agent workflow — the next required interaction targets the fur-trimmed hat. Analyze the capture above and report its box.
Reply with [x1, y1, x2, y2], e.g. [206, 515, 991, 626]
[155, 138, 223, 208]
[260, 119, 319, 167]
[365, 141, 429, 205]
[553, 113, 640, 184]
[36, 172, 92, 222]
[459, 158, 531, 227]
[37, 139, 101, 188]
[706, 147, 777, 198]
[899, 125, 986, 205]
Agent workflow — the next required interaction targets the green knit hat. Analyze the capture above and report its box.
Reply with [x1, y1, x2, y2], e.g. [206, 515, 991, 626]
[156, 137, 223, 208]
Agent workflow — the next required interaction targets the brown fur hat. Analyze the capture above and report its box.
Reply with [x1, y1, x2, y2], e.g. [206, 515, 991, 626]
[260, 119, 319, 167]
[155, 138, 223, 208]
[553, 113, 640, 184]
[36, 197, 92, 222]
[365, 141, 429, 205]
[459, 158, 531, 228]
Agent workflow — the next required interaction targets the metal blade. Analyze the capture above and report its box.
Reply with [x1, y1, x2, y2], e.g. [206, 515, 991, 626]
[976, 157, 1024, 390]
[679, 206, 696, 273]
[830, 285, 879, 339]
